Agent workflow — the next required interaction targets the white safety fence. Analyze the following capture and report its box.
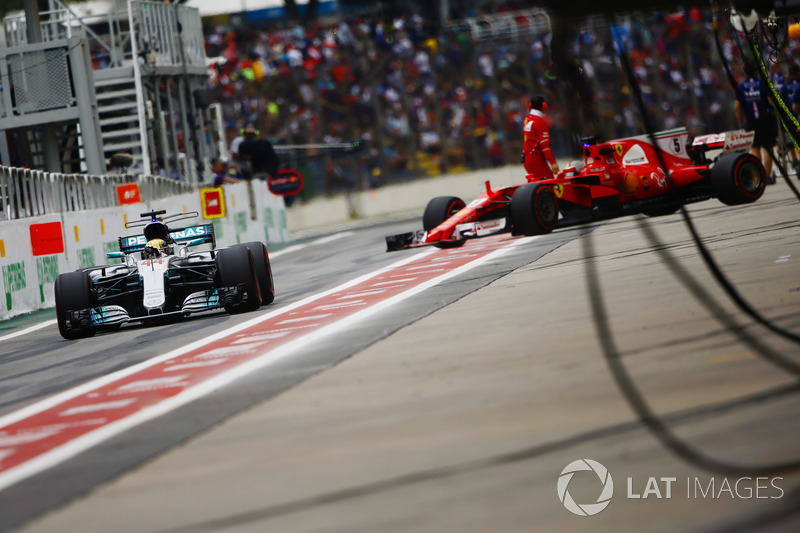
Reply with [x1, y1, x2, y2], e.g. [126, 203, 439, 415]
[0, 175, 289, 321]
[0, 166, 193, 221]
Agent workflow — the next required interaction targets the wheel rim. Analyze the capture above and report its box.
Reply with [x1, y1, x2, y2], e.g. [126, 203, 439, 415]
[535, 189, 557, 227]
[736, 160, 764, 196]
[448, 200, 465, 217]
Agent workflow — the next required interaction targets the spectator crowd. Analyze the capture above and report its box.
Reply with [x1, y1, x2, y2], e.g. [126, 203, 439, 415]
[202, 3, 797, 197]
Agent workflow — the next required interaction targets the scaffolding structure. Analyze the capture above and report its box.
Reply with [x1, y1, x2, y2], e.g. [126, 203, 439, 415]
[0, 0, 218, 185]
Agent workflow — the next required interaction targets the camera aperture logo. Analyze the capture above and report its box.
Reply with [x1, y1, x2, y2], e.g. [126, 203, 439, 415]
[557, 459, 614, 516]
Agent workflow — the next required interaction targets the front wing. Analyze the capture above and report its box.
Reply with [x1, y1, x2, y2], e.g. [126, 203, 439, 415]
[386, 218, 508, 251]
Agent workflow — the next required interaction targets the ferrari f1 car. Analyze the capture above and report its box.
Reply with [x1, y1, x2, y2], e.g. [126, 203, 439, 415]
[386, 128, 766, 251]
[54, 210, 274, 339]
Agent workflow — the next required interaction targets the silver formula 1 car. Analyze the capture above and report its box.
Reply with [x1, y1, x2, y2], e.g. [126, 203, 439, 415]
[54, 210, 274, 339]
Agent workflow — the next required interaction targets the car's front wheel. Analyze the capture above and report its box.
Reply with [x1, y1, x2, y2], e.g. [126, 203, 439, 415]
[216, 246, 262, 314]
[55, 271, 95, 340]
[240, 241, 275, 305]
[422, 196, 466, 231]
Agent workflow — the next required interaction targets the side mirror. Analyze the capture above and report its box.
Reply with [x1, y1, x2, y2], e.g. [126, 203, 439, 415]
[107, 251, 125, 259]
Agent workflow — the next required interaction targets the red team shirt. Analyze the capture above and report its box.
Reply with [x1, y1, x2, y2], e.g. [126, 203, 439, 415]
[523, 109, 557, 180]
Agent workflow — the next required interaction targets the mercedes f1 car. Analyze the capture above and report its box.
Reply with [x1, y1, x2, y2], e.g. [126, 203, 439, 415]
[386, 128, 766, 251]
[55, 210, 274, 339]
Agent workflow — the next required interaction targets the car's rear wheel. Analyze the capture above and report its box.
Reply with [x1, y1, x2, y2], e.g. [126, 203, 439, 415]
[510, 183, 559, 235]
[216, 246, 261, 313]
[55, 271, 95, 340]
[240, 241, 275, 305]
[711, 153, 766, 205]
[423, 196, 466, 231]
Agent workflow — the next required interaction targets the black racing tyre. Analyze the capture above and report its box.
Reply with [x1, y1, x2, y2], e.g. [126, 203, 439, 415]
[216, 246, 262, 313]
[55, 271, 95, 340]
[510, 183, 559, 235]
[711, 153, 766, 206]
[240, 241, 275, 305]
[422, 196, 466, 232]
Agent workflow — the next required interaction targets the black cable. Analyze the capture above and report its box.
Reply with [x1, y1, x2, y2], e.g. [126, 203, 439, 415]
[613, 13, 800, 346]
[636, 217, 800, 377]
[724, 6, 800, 198]
[582, 230, 800, 477]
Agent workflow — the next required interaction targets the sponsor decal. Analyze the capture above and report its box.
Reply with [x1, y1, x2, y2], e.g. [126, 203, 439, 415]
[36, 256, 59, 303]
[622, 173, 639, 194]
[723, 130, 755, 153]
[622, 144, 650, 166]
[200, 188, 225, 219]
[116, 184, 141, 205]
[2, 262, 26, 310]
[267, 169, 304, 196]
[170, 226, 208, 240]
[77, 248, 96, 270]
[30, 222, 64, 256]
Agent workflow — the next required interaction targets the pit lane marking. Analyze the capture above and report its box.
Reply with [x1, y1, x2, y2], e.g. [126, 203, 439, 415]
[0, 319, 58, 343]
[270, 231, 354, 258]
[59, 400, 136, 416]
[0, 234, 536, 492]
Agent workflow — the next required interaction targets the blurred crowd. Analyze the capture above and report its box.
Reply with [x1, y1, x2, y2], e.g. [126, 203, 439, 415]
[202, 4, 794, 197]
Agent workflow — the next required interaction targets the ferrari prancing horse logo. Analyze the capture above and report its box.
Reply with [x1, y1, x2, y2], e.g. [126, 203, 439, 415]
[554, 184, 564, 198]
[615, 144, 623, 157]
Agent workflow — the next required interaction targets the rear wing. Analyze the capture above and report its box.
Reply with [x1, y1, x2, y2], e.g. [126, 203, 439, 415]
[118, 224, 216, 254]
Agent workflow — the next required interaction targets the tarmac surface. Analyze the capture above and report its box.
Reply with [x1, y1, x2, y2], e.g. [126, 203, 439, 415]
[12, 182, 800, 532]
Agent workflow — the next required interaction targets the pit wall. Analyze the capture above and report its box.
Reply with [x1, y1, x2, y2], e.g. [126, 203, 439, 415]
[0, 180, 288, 320]
[285, 164, 549, 235]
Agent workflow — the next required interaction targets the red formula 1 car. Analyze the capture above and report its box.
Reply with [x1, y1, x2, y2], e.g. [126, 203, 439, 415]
[386, 128, 766, 251]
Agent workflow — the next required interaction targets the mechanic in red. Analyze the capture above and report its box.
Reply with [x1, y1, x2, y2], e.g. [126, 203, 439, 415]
[522, 94, 559, 180]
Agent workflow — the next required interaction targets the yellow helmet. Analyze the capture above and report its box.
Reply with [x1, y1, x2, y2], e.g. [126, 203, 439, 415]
[143, 238, 168, 259]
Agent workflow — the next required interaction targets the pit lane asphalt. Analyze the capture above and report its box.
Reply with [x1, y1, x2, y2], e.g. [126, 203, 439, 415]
[3, 183, 800, 532]
[0, 215, 586, 531]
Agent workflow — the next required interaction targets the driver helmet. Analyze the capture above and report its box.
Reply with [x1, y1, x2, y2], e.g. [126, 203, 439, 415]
[143, 238, 169, 259]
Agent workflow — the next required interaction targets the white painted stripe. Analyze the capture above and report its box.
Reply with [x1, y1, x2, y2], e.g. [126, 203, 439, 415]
[0, 246, 443, 490]
[313, 301, 365, 311]
[337, 290, 386, 299]
[408, 263, 448, 270]
[277, 314, 332, 324]
[59, 400, 136, 417]
[0, 319, 58, 343]
[270, 231, 354, 258]
[231, 332, 290, 343]
[372, 278, 417, 286]
[116, 376, 188, 392]
[163, 360, 227, 372]
[0, 450, 14, 462]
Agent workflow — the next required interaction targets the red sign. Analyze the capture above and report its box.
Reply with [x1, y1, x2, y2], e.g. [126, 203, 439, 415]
[30, 221, 64, 256]
[268, 169, 304, 196]
[201, 188, 225, 219]
[116, 183, 141, 205]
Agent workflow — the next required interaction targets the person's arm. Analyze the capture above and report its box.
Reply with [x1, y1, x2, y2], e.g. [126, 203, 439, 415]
[537, 121, 559, 174]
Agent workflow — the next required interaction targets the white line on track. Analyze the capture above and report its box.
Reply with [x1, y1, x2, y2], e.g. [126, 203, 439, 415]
[270, 231, 354, 258]
[0, 319, 58, 343]
[0, 237, 537, 491]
